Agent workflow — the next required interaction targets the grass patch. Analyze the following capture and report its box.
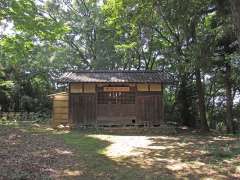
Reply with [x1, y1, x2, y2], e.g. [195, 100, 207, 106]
[206, 141, 240, 159]
[56, 132, 148, 179]
[60, 132, 109, 154]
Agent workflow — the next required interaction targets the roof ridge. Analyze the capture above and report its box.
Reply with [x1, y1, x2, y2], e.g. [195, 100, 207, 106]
[57, 70, 175, 84]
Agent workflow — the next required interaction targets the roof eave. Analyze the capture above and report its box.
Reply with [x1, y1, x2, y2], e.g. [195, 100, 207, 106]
[56, 80, 175, 84]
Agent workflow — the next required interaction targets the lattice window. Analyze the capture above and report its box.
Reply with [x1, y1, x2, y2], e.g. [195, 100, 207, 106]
[97, 92, 135, 104]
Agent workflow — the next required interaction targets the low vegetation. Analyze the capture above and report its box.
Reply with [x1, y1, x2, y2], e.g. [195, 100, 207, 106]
[0, 122, 239, 179]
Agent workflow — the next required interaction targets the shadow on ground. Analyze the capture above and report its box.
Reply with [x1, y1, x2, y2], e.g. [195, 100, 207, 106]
[0, 124, 239, 180]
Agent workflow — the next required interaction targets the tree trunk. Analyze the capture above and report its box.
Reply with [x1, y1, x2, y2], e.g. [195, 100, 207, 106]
[230, 0, 240, 45]
[195, 68, 209, 131]
[177, 74, 196, 127]
[225, 63, 234, 133]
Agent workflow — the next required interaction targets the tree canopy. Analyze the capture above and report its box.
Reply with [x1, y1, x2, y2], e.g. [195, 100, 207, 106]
[0, 0, 239, 133]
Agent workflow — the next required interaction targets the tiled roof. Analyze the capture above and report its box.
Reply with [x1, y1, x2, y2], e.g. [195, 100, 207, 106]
[57, 70, 174, 83]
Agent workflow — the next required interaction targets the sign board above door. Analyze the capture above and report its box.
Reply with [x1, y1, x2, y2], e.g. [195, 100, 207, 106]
[103, 87, 130, 92]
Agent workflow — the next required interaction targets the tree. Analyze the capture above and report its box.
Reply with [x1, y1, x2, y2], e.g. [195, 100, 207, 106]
[0, 0, 68, 112]
[230, 0, 240, 45]
[0, 0, 239, 132]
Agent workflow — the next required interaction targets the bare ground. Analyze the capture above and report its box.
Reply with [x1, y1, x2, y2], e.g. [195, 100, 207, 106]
[0, 124, 239, 180]
[0, 126, 84, 179]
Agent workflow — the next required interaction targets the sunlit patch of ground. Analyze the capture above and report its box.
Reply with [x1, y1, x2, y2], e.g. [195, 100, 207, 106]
[89, 135, 153, 157]
[0, 122, 240, 179]
[90, 134, 240, 179]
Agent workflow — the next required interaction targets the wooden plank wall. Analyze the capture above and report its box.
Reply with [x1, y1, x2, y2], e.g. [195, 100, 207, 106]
[52, 93, 69, 127]
[136, 92, 163, 126]
[96, 104, 136, 125]
[67, 83, 164, 127]
[70, 93, 96, 126]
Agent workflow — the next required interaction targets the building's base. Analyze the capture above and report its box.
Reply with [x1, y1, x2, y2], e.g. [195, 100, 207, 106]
[55, 123, 177, 135]
[94, 125, 177, 135]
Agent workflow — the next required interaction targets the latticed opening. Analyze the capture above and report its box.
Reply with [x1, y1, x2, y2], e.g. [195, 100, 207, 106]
[97, 92, 135, 104]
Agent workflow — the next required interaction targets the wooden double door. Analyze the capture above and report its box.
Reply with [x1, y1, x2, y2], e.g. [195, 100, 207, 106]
[70, 93, 96, 125]
[136, 94, 163, 125]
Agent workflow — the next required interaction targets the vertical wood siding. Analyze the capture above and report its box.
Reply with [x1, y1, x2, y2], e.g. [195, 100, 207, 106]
[67, 83, 164, 127]
[70, 93, 96, 125]
[136, 92, 162, 126]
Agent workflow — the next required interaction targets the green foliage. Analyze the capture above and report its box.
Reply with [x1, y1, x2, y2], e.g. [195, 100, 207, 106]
[0, 0, 239, 132]
[3, 0, 69, 41]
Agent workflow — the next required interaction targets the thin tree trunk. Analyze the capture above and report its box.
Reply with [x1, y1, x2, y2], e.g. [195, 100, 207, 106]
[195, 68, 209, 131]
[209, 81, 216, 129]
[225, 63, 234, 133]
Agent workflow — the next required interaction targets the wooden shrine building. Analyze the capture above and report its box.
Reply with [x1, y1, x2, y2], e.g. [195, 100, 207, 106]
[51, 70, 172, 128]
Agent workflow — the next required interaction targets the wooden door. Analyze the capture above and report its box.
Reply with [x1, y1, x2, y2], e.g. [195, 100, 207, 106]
[136, 94, 162, 126]
[70, 94, 96, 125]
[96, 91, 136, 125]
[96, 104, 136, 125]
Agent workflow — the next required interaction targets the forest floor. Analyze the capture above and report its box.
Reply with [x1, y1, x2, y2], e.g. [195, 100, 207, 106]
[0, 122, 240, 180]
